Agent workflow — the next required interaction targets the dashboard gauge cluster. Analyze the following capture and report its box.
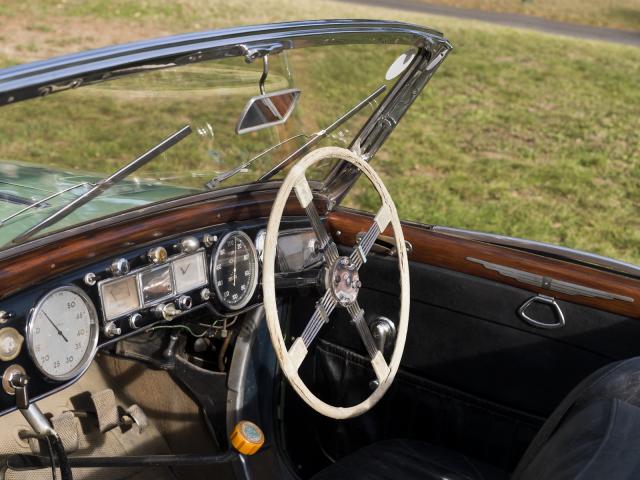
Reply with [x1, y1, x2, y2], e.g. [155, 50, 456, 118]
[255, 227, 324, 272]
[98, 245, 209, 327]
[0, 221, 309, 415]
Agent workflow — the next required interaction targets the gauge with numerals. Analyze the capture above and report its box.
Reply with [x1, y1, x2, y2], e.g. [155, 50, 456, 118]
[211, 231, 259, 310]
[27, 286, 99, 381]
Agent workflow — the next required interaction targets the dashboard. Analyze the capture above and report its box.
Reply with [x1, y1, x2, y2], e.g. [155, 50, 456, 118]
[0, 218, 321, 416]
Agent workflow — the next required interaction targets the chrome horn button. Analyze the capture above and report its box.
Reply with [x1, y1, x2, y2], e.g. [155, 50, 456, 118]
[328, 256, 361, 306]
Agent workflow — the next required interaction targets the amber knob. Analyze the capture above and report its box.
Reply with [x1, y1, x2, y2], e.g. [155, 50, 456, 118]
[230, 420, 264, 455]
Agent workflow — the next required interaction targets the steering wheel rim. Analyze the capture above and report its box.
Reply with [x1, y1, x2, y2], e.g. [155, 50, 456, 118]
[262, 146, 410, 419]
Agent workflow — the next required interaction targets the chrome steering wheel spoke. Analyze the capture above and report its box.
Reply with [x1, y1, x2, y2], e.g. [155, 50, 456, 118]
[350, 203, 392, 268]
[294, 175, 339, 263]
[347, 301, 391, 383]
[288, 290, 338, 371]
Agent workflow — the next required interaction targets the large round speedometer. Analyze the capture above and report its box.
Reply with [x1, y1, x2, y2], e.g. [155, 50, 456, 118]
[212, 231, 259, 310]
[27, 286, 99, 381]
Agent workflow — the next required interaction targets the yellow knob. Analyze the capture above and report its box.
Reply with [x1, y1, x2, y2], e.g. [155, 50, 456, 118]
[230, 420, 264, 456]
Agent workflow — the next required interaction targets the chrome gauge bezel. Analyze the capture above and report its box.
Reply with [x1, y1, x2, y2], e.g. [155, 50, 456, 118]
[211, 231, 259, 310]
[26, 285, 100, 382]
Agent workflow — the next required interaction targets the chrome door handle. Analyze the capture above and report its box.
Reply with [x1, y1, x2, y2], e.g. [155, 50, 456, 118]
[518, 294, 565, 329]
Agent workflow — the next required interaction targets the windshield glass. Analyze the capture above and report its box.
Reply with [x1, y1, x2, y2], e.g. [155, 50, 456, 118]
[0, 42, 410, 247]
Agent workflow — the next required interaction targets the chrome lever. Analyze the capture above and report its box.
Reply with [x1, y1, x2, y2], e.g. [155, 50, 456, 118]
[369, 316, 397, 355]
[518, 294, 565, 329]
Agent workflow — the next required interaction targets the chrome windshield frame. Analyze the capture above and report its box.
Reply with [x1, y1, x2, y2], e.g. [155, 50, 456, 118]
[0, 19, 452, 245]
[0, 20, 450, 106]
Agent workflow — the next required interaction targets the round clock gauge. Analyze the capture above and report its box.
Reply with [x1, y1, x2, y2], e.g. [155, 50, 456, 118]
[211, 231, 259, 310]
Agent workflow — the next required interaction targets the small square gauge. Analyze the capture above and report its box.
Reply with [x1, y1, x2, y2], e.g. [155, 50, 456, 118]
[100, 275, 141, 320]
[139, 265, 174, 305]
[172, 251, 208, 294]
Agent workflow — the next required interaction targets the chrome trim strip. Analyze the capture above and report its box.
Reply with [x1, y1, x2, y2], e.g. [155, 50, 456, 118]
[441, 226, 640, 279]
[467, 257, 634, 303]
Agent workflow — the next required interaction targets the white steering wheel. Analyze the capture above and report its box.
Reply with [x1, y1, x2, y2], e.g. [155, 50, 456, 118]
[262, 146, 410, 419]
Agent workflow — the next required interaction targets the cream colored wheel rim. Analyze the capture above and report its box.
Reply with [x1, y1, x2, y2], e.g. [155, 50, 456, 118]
[262, 146, 409, 419]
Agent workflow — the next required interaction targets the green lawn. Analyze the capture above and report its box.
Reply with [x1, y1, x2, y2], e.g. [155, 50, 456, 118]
[0, 0, 639, 264]
[414, 0, 640, 31]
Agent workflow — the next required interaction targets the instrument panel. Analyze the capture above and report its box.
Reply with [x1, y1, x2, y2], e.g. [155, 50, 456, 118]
[98, 250, 208, 321]
[0, 220, 320, 416]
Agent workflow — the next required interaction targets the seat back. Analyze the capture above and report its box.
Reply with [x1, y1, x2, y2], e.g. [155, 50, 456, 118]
[514, 357, 640, 479]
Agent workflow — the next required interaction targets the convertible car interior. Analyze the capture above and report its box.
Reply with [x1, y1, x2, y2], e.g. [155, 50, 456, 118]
[0, 19, 639, 480]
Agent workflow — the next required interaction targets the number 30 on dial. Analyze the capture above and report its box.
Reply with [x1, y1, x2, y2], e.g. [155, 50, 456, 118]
[27, 286, 99, 381]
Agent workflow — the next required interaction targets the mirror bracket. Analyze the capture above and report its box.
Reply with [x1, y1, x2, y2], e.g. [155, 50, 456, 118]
[240, 43, 284, 64]
[240, 43, 284, 95]
[259, 55, 269, 95]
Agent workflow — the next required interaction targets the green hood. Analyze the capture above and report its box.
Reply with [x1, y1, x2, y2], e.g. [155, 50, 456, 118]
[0, 161, 196, 245]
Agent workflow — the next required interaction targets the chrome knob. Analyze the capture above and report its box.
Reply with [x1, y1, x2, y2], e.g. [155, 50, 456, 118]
[147, 246, 167, 264]
[180, 236, 200, 254]
[369, 317, 397, 354]
[0, 311, 12, 324]
[154, 303, 180, 321]
[177, 295, 192, 311]
[200, 288, 211, 301]
[103, 321, 121, 337]
[110, 258, 129, 276]
[129, 313, 143, 329]
[203, 234, 218, 248]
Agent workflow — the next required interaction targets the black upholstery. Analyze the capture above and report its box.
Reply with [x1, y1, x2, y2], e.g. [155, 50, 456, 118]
[312, 357, 640, 480]
[311, 439, 508, 480]
[517, 398, 640, 479]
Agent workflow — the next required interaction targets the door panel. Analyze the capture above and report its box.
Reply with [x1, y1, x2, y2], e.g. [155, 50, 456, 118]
[327, 209, 640, 319]
[283, 209, 640, 475]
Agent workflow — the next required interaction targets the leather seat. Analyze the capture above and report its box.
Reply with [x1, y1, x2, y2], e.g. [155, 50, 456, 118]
[312, 357, 640, 480]
[311, 438, 508, 480]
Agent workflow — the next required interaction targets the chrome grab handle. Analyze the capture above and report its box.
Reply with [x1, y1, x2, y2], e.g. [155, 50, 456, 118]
[518, 294, 565, 329]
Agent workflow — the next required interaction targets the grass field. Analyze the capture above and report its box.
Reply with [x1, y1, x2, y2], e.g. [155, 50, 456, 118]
[415, 0, 640, 31]
[0, 0, 639, 264]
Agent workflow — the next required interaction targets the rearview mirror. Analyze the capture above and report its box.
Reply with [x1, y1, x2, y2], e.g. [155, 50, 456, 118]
[236, 88, 301, 135]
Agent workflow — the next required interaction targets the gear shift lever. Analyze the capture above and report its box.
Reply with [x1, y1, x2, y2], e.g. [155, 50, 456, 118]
[9, 372, 73, 479]
[10, 373, 56, 437]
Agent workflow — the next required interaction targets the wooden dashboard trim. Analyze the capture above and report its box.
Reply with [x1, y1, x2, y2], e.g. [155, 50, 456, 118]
[327, 209, 640, 319]
[0, 191, 306, 300]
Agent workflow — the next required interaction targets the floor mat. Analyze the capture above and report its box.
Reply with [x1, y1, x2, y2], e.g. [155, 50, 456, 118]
[0, 360, 175, 480]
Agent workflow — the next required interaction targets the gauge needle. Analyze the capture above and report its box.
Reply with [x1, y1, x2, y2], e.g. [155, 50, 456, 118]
[233, 237, 237, 287]
[43, 311, 69, 342]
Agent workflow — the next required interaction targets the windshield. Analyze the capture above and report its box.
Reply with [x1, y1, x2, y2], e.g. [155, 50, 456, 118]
[0, 42, 410, 247]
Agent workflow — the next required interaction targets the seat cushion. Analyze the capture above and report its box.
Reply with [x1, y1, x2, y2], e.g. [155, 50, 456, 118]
[517, 398, 640, 480]
[311, 439, 508, 480]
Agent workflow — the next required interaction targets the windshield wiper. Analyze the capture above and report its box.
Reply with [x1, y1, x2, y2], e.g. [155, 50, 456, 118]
[206, 84, 387, 189]
[0, 183, 90, 226]
[205, 133, 308, 189]
[13, 125, 192, 244]
[258, 84, 387, 182]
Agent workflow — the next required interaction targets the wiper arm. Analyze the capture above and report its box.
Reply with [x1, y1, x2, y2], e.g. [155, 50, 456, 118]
[258, 84, 387, 182]
[205, 133, 308, 190]
[13, 125, 192, 244]
[0, 182, 91, 226]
